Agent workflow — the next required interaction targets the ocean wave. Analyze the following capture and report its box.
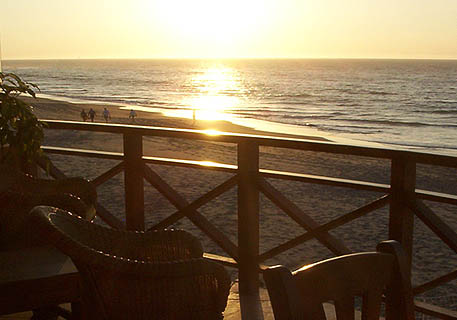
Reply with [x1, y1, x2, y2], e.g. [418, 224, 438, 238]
[436, 99, 457, 104]
[366, 90, 397, 96]
[264, 101, 310, 106]
[316, 126, 381, 135]
[278, 114, 332, 120]
[145, 105, 184, 110]
[371, 140, 457, 152]
[334, 102, 361, 107]
[426, 109, 457, 114]
[231, 112, 264, 117]
[339, 118, 457, 128]
[327, 88, 397, 96]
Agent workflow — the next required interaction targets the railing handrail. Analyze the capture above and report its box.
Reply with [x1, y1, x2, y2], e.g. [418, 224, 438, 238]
[41, 145, 457, 206]
[43, 119, 457, 168]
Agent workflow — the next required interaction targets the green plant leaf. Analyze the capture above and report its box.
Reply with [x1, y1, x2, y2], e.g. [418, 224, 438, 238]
[0, 73, 43, 166]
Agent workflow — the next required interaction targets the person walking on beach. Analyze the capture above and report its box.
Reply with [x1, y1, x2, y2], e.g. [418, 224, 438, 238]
[129, 109, 137, 122]
[103, 108, 111, 122]
[80, 109, 88, 122]
[88, 108, 96, 122]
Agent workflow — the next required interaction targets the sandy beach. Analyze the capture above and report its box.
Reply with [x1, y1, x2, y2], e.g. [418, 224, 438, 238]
[26, 96, 456, 308]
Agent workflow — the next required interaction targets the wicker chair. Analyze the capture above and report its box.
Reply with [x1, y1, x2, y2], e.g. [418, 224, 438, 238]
[0, 166, 96, 249]
[31, 206, 231, 320]
[0, 167, 97, 319]
[0, 164, 96, 217]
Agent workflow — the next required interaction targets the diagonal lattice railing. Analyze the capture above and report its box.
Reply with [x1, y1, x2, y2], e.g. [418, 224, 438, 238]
[37, 119, 457, 319]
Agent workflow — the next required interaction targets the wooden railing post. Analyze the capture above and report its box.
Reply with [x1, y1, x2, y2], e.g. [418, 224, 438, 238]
[237, 141, 260, 295]
[389, 158, 416, 269]
[123, 133, 144, 230]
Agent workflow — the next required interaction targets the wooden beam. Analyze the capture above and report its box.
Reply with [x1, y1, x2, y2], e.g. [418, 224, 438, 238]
[143, 164, 239, 260]
[413, 270, 457, 296]
[259, 176, 351, 256]
[39, 158, 68, 180]
[123, 134, 144, 230]
[42, 146, 123, 160]
[95, 203, 126, 230]
[409, 198, 457, 254]
[237, 141, 260, 296]
[36, 157, 125, 229]
[258, 195, 390, 262]
[42, 146, 457, 207]
[91, 162, 125, 187]
[149, 175, 239, 230]
[416, 189, 457, 206]
[414, 300, 457, 320]
[389, 158, 416, 270]
[143, 156, 237, 173]
[261, 169, 390, 193]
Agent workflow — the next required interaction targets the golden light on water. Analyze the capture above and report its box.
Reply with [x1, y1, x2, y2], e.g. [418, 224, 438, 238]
[186, 66, 241, 122]
[188, 95, 238, 121]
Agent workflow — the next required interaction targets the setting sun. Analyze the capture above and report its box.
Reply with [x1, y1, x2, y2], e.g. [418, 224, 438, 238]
[150, 0, 274, 57]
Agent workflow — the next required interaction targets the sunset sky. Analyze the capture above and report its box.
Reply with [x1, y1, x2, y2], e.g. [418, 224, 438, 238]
[2, 0, 457, 60]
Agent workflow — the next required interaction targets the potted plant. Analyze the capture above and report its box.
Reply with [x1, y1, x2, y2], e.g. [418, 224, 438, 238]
[0, 72, 46, 168]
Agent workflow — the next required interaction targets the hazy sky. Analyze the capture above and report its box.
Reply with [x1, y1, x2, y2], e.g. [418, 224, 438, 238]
[2, 0, 457, 59]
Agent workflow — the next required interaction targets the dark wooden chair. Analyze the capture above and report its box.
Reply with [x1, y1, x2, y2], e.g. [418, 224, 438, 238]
[263, 240, 415, 320]
[0, 168, 97, 319]
[31, 206, 231, 320]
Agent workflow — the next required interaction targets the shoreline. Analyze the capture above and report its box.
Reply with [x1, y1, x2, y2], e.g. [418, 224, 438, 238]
[26, 95, 331, 142]
[32, 93, 439, 153]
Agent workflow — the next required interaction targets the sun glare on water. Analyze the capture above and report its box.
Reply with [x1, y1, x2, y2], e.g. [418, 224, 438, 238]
[185, 66, 241, 121]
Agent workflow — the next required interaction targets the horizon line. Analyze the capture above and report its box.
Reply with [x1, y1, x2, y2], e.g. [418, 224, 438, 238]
[3, 56, 457, 61]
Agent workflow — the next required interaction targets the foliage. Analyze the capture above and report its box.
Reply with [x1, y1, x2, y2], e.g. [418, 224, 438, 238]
[0, 72, 46, 165]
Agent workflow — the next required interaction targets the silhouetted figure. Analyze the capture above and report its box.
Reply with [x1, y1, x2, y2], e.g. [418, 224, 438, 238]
[129, 109, 137, 122]
[80, 109, 88, 122]
[103, 108, 111, 122]
[88, 108, 96, 122]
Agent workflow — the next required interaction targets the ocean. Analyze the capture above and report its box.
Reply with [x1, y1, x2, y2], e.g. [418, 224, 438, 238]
[3, 59, 457, 156]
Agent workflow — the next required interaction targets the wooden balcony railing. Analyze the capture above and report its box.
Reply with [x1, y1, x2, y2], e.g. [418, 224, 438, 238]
[38, 120, 457, 319]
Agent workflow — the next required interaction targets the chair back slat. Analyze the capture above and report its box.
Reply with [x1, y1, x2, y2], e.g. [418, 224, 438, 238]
[334, 296, 355, 320]
[362, 289, 384, 320]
